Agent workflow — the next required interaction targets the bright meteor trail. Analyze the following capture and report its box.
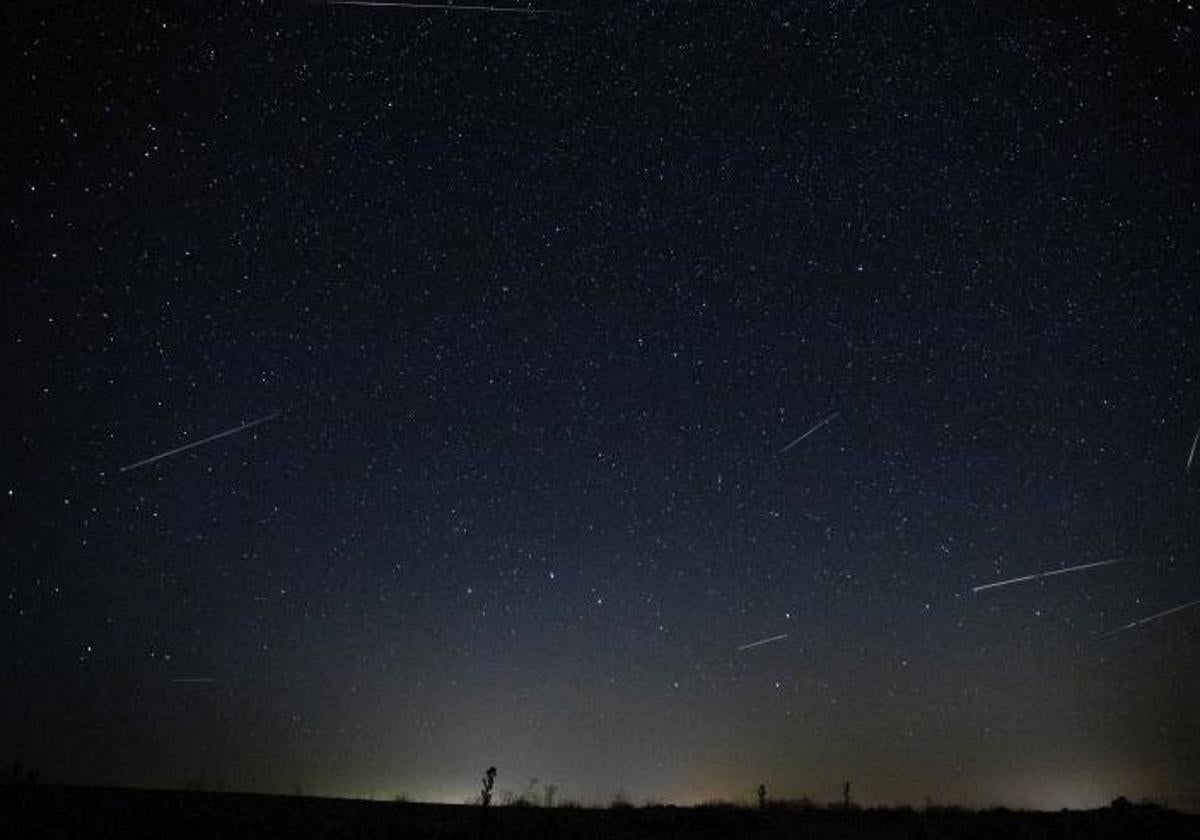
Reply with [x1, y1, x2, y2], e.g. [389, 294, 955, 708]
[971, 558, 1123, 594]
[780, 412, 838, 454]
[119, 412, 280, 473]
[1101, 598, 1200, 638]
[737, 633, 788, 651]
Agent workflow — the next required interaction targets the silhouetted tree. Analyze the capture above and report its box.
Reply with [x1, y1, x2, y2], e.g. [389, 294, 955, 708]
[544, 784, 558, 808]
[758, 784, 767, 810]
[843, 781, 851, 810]
[480, 766, 496, 807]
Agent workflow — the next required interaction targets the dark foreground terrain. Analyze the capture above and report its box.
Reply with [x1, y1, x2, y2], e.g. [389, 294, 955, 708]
[3, 786, 1197, 840]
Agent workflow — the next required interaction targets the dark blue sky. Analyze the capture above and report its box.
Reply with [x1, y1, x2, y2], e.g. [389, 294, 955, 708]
[3, 0, 1198, 809]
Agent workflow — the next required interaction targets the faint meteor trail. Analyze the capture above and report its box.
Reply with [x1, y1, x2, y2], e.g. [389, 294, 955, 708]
[1101, 598, 1200, 638]
[318, 1, 566, 13]
[971, 558, 1123, 594]
[1187, 424, 1200, 473]
[119, 412, 280, 473]
[780, 412, 838, 454]
[737, 633, 788, 651]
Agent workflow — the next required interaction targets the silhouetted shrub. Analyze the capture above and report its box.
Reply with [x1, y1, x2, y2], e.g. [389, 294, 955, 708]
[480, 766, 496, 807]
[697, 799, 742, 810]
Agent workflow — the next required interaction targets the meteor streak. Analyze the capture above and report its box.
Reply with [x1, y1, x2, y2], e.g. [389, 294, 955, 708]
[1101, 598, 1200, 638]
[780, 412, 838, 454]
[971, 558, 1123, 594]
[119, 412, 280, 473]
[1187, 424, 1200, 473]
[737, 633, 788, 651]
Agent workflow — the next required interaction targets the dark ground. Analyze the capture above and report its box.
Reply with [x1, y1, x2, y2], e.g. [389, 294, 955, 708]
[3, 786, 1199, 840]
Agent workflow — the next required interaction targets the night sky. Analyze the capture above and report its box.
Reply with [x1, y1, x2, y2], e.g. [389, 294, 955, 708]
[4, 0, 1199, 812]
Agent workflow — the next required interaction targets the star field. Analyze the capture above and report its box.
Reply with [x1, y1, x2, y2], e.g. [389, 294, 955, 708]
[3, 0, 1198, 810]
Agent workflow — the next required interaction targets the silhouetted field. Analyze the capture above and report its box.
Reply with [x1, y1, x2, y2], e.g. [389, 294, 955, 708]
[3, 785, 1198, 840]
